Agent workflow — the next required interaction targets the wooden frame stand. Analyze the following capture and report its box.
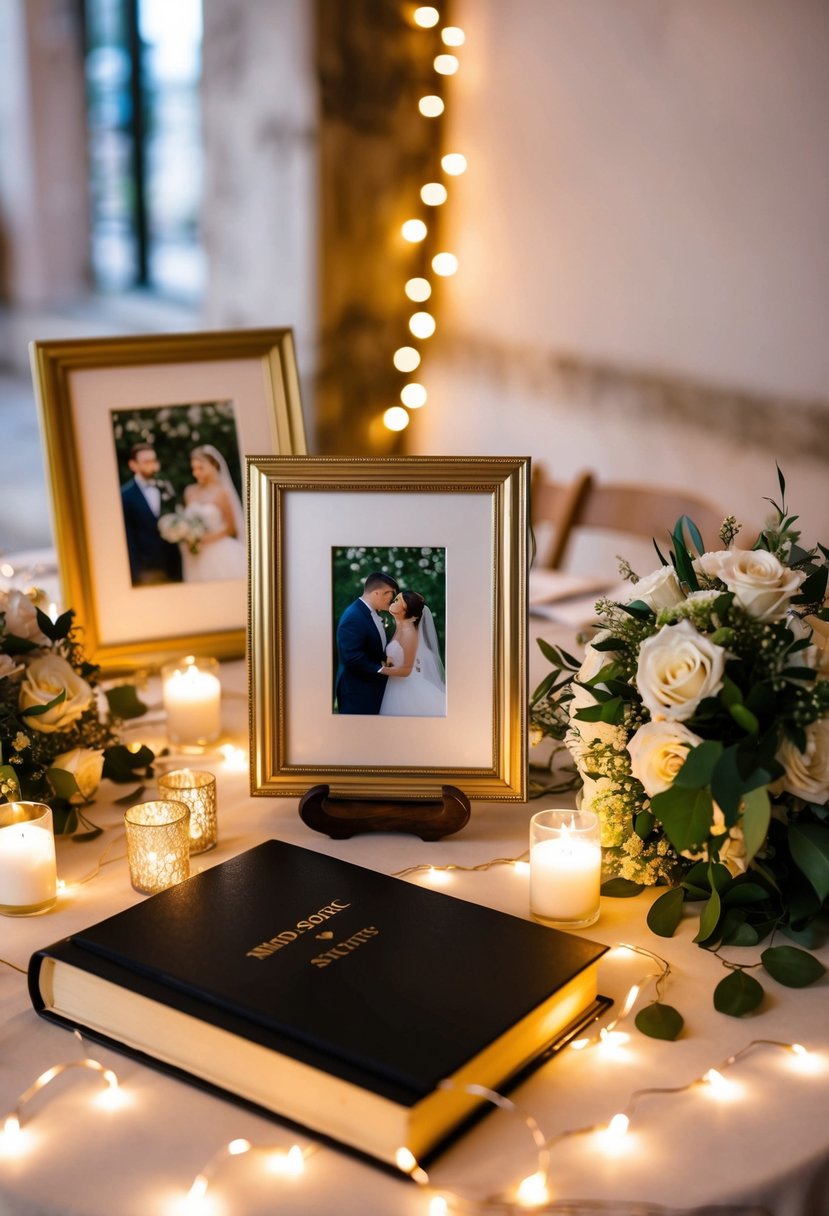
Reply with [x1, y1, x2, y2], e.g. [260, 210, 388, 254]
[298, 784, 471, 841]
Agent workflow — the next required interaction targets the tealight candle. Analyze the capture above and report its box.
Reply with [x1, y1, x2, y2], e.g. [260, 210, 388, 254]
[0, 802, 58, 916]
[162, 655, 222, 749]
[124, 800, 190, 894]
[529, 808, 601, 928]
[158, 769, 217, 854]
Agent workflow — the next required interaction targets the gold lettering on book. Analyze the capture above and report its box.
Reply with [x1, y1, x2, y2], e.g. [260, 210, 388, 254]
[246, 898, 352, 960]
[310, 925, 379, 968]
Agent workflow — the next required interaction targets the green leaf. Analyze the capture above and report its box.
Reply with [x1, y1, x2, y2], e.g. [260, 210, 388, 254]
[102, 743, 155, 783]
[647, 886, 685, 937]
[740, 785, 771, 865]
[0, 633, 39, 655]
[600, 877, 644, 898]
[674, 740, 723, 790]
[721, 881, 771, 907]
[694, 881, 723, 944]
[573, 696, 624, 724]
[105, 683, 149, 720]
[634, 809, 655, 839]
[761, 946, 826, 988]
[713, 969, 764, 1016]
[635, 1002, 684, 1040]
[788, 822, 829, 902]
[651, 785, 713, 853]
[536, 638, 581, 669]
[721, 919, 761, 948]
[20, 689, 66, 718]
[46, 767, 81, 802]
[729, 704, 760, 735]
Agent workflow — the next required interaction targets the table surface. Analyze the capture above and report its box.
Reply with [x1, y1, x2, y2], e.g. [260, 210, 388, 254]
[1, 651, 827, 1216]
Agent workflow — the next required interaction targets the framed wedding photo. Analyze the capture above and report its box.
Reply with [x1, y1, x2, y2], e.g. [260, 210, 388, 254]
[30, 329, 306, 673]
[248, 456, 529, 801]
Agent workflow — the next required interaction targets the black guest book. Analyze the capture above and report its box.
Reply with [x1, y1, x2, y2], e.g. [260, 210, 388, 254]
[29, 839, 607, 1166]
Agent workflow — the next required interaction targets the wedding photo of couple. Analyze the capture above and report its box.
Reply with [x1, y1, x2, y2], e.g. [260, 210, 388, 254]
[114, 401, 246, 588]
[333, 552, 447, 718]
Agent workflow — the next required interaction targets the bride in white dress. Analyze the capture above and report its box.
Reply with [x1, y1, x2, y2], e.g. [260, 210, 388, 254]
[380, 591, 446, 717]
[181, 445, 246, 583]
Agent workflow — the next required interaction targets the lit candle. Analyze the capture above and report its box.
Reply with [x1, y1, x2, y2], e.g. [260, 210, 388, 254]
[162, 656, 222, 748]
[124, 800, 190, 894]
[158, 769, 218, 854]
[529, 810, 601, 927]
[0, 802, 58, 916]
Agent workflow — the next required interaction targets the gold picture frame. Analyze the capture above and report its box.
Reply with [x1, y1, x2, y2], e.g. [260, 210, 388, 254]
[30, 329, 306, 673]
[248, 455, 529, 801]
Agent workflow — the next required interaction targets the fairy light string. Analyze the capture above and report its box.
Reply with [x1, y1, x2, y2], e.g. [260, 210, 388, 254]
[385, 5, 467, 436]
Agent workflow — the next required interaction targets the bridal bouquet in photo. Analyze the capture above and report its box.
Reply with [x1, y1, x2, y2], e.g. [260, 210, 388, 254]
[531, 472, 828, 1023]
[158, 503, 209, 554]
[0, 591, 153, 835]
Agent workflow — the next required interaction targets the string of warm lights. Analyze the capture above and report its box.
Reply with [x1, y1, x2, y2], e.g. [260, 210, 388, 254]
[384, 5, 467, 437]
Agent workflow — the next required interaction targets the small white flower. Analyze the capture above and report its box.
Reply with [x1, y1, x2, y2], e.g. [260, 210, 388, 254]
[636, 620, 727, 721]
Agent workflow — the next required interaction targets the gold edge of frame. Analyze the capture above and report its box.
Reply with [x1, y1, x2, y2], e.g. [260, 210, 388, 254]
[247, 456, 529, 802]
[29, 328, 303, 676]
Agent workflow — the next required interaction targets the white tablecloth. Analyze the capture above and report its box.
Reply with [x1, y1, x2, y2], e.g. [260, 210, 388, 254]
[1, 656, 827, 1216]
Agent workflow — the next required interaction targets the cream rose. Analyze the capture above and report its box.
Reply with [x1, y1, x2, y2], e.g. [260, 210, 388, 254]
[626, 566, 684, 612]
[777, 719, 829, 803]
[0, 588, 49, 644]
[19, 655, 94, 733]
[636, 619, 726, 721]
[696, 548, 806, 622]
[51, 747, 105, 804]
[627, 720, 703, 797]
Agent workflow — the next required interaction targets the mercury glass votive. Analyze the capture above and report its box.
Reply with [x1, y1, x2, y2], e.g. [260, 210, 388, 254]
[529, 808, 601, 928]
[161, 655, 222, 750]
[124, 801, 190, 895]
[157, 769, 217, 854]
[0, 802, 58, 916]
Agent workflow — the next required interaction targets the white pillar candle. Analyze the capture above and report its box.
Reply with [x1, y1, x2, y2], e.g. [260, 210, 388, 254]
[529, 810, 601, 927]
[0, 803, 57, 916]
[162, 656, 222, 747]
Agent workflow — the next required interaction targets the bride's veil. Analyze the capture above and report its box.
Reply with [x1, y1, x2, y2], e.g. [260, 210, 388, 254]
[417, 606, 446, 692]
[201, 444, 245, 540]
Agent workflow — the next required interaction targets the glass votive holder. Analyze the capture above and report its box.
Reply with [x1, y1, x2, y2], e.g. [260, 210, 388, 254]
[157, 769, 217, 854]
[124, 800, 191, 895]
[529, 808, 601, 928]
[0, 801, 58, 916]
[161, 655, 222, 750]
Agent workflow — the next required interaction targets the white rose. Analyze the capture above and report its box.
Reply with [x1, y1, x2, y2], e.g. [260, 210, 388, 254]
[627, 720, 703, 797]
[636, 619, 727, 721]
[696, 548, 806, 622]
[0, 589, 49, 644]
[19, 655, 94, 733]
[51, 747, 105, 804]
[777, 719, 829, 803]
[626, 566, 684, 611]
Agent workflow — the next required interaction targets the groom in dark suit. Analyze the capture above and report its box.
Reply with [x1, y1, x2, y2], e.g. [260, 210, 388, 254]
[335, 571, 399, 714]
[120, 443, 183, 586]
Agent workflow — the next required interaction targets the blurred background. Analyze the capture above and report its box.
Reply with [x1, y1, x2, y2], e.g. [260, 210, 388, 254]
[1, 0, 827, 561]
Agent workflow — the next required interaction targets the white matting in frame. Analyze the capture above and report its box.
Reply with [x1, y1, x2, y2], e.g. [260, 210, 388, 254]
[248, 456, 529, 802]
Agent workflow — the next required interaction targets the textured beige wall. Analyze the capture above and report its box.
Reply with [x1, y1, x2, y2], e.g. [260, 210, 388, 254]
[411, 0, 829, 544]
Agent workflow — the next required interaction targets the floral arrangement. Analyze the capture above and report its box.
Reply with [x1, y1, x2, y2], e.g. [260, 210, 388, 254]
[531, 472, 828, 1025]
[158, 503, 209, 554]
[0, 590, 153, 836]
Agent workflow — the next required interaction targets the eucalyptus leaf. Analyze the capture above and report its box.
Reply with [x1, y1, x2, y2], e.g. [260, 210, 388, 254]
[788, 822, 829, 902]
[105, 683, 149, 720]
[600, 877, 644, 898]
[761, 946, 826, 988]
[635, 1002, 684, 1041]
[741, 786, 771, 866]
[721, 881, 771, 907]
[713, 969, 764, 1016]
[651, 785, 713, 853]
[647, 886, 685, 937]
[694, 882, 723, 944]
[674, 740, 723, 790]
[722, 920, 761, 948]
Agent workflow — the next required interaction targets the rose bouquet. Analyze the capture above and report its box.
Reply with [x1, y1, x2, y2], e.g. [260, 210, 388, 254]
[531, 472, 828, 1020]
[158, 504, 209, 554]
[0, 590, 153, 835]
